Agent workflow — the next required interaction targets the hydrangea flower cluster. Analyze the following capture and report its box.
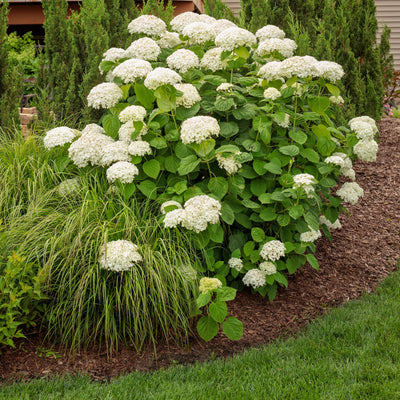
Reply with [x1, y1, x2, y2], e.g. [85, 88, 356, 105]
[300, 227, 322, 243]
[260, 240, 286, 262]
[180, 116, 220, 144]
[87, 83, 123, 109]
[99, 240, 142, 272]
[216, 154, 242, 175]
[336, 182, 364, 205]
[292, 173, 316, 195]
[167, 49, 200, 73]
[106, 161, 139, 184]
[174, 84, 201, 108]
[243, 269, 267, 289]
[256, 38, 297, 58]
[112, 59, 153, 83]
[58, 178, 80, 196]
[228, 257, 243, 272]
[349, 116, 379, 162]
[44, 127, 77, 149]
[199, 277, 222, 294]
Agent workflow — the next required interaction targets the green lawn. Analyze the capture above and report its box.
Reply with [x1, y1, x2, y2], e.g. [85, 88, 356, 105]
[2, 268, 400, 400]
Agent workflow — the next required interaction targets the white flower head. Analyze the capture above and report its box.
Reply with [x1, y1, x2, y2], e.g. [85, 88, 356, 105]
[180, 116, 220, 144]
[293, 173, 316, 195]
[258, 61, 284, 81]
[197, 14, 217, 24]
[349, 120, 375, 140]
[163, 208, 187, 229]
[99, 141, 130, 167]
[215, 27, 257, 52]
[82, 124, 105, 135]
[87, 82, 123, 109]
[199, 277, 222, 294]
[256, 25, 286, 41]
[182, 22, 217, 45]
[200, 47, 227, 72]
[349, 116, 378, 134]
[228, 257, 243, 272]
[324, 155, 345, 168]
[44, 127, 77, 149]
[160, 200, 183, 215]
[336, 182, 364, 205]
[332, 152, 353, 170]
[106, 161, 139, 184]
[58, 178, 80, 196]
[144, 67, 182, 90]
[260, 240, 285, 262]
[118, 121, 148, 143]
[216, 154, 241, 175]
[256, 38, 297, 58]
[102, 47, 128, 63]
[243, 269, 267, 289]
[212, 19, 237, 35]
[353, 139, 378, 162]
[314, 61, 344, 83]
[126, 37, 161, 61]
[280, 56, 318, 79]
[273, 113, 290, 128]
[263, 87, 281, 100]
[319, 215, 342, 230]
[170, 12, 201, 33]
[99, 240, 142, 272]
[174, 83, 201, 108]
[259, 261, 277, 275]
[128, 140, 152, 156]
[157, 31, 182, 49]
[127, 15, 167, 37]
[112, 58, 153, 83]
[300, 226, 321, 243]
[216, 83, 234, 92]
[330, 95, 344, 104]
[167, 49, 200, 73]
[118, 105, 147, 123]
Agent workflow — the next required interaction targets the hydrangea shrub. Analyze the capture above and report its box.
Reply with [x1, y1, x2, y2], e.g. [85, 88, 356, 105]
[45, 12, 379, 300]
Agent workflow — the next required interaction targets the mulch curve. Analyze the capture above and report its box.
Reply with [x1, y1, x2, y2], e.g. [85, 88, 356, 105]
[1, 117, 400, 382]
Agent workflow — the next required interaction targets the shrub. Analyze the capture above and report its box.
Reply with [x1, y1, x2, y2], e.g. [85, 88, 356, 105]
[43, 14, 378, 306]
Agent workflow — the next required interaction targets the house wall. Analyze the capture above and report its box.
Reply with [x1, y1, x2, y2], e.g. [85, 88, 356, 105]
[220, 0, 240, 16]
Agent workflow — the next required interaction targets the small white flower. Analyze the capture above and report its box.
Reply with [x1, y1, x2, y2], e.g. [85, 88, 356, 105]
[256, 38, 297, 58]
[260, 240, 285, 262]
[216, 83, 234, 92]
[118, 105, 147, 123]
[87, 83, 123, 109]
[127, 15, 167, 37]
[106, 161, 139, 184]
[324, 155, 345, 168]
[259, 261, 277, 275]
[128, 140, 152, 156]
[163, 208, 187, 229]
[167, 49, 200, 73]
[349, 120, 375, 140]
[258, 61, 284, 81]
[300, 227, 321, 243]
[281, 56, 319, 79]
[170, 12, 201, 33]
[273, 113, 290, 128]
[319, 215, 342, 230]
[293, 173, 316, 195]
[215, 27, 257, 52]
[243, 269, 267, 289]
[228, 257, 243, 272]
[44, 127, 77, 149]
[174, 83, 201, 108]
[199, 277, 222, 294]
[200, 47, 227, 72]
[329, 95, 344, 104]
[126, 37, 161, 61]
[263, 87, 281, 100]
[144, 67, 182, 90]
[212, 19, 237, 35]
[349, 116, 378, 134]
[314, 61, 344, 83]
[216, 154, 241, 175]
[180, 116, 220, 144]
[182, 22, 217, 44]
[256, 25, 286, 41]
[157, 31, 182, 48]
[99, 141, 130, 167]
[353, 139, 378, 162]
[112, 58, 153, 83]
[99, 240, 142, 272]
[101, 47, 128, 63]
[118, 121, 147, 143]
[336, 182, 364, 205]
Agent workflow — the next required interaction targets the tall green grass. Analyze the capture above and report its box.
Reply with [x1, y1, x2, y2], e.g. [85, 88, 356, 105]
[0, 129, 201, 353]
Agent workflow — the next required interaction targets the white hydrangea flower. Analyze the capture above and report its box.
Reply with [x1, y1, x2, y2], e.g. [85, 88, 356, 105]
[228, 257, 243, 272]
[314, 61, 344, 83]
[68, 130, 114, 168]
[197, 14, 217, 24]
[200, 47, 227, 72]
[128, 140, 152, 157]
[118, 121, 148, 143]
[127, 15, 167, 37]
[199, 277, 222, 294]
[126, 37, 161, 61]
[170, 12, 201, 33]
[215, 27, 257, 52]
[118, 105, 147, 123]
[336, 182, 364, 205]
[341, 167, 356, 181]
[87, 82, 123, 109]
[349, 116, 378, 134]
[332, 152, 353, 170]
[105, 70, 115, 82]
[216, 154, 241, 175]
[258, 61, 284, 81]
[112, 58, 153, 83]
[319, 215, 342, 230]
[353, 139, 378, 162]
[182, 195, 221, 233]
[157, 31, 182, 48]
[182, 22, 217, 44]
[99, 141, 130, 167]
[263, 87, 281, 100]
[273, 113, 290, 128]
[180, 116, 220, 144]
[160, 200, 183, 215]
[324, 155, 345, 167]
[243, 269, 267, 289]
[163, 208, 187, 229]
[212, 19, 237, 35]
[260, 240, 285, 262]
[144, 67, 182, 90]
[349, 120, 375, 140]
[101, 47, 128, 63]
[44, 127, 77, 149]
[58, 178, 80, 196]
[329, 95, 344, 104]
[99, 240, 142, 272]
[259, 261, 277, 275]
[174, 83, 201, 108]
[256, 38, 297, 58]
[166, 49, 200, 73]
[280, 56, 318, 78]
[300, 227, 321, 243]
[106, 161, 139, 184]
[293, 173, 316, 195]
[256, 25, 286, 41]
[216, 83, 234, 92]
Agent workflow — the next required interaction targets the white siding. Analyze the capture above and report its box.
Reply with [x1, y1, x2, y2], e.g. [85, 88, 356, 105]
[376, 0, 400, 70]
[221, 0, 241, 17]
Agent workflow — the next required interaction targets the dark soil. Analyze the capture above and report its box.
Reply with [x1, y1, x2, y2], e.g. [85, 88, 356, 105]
[1, 117, 400, 383]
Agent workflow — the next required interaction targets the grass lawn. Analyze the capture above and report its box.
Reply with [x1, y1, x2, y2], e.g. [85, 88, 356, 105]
[2, 266, 400, 399]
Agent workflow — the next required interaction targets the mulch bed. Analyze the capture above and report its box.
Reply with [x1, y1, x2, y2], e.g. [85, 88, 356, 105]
[1, 117, 400, 383]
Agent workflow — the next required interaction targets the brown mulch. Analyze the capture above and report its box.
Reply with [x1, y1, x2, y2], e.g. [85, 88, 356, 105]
[1, 117, 400, 383]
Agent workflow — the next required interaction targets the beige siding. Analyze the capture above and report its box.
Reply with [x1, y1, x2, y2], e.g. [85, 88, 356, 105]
[376, 0, 400, 70]
[220, 0, 241, 17]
